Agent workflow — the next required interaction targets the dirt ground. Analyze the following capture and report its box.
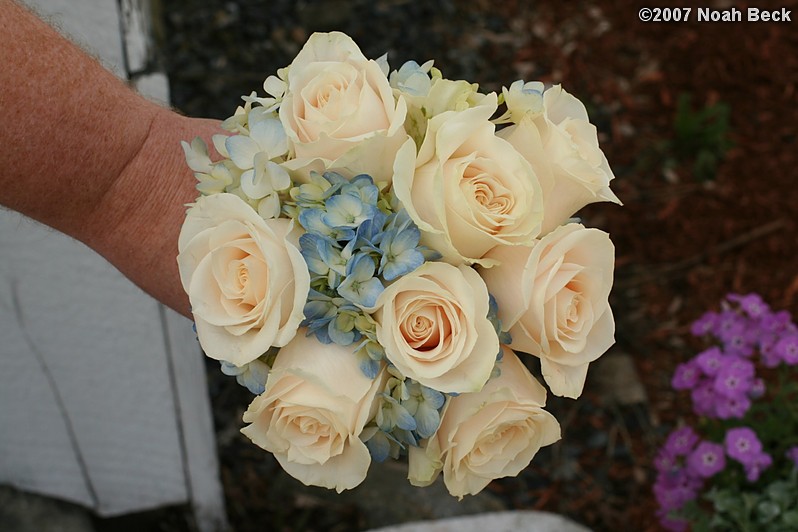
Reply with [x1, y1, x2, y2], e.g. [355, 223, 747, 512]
[159, 1, 798, 530]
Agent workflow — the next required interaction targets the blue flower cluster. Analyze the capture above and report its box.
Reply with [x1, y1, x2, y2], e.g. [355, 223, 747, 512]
[286, 171, 455, 459]
[288, 171, 438, 379]
[365, 366, 446, 462]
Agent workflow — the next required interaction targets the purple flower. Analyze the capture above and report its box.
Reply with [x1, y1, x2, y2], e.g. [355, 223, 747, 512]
[691, 311, 718, 337]
[785, 446, 798, 468]
[713, 358, 755, 398]
[654, 468, 701, 511]
[748, 377, 766, 399]
[727, 293, 769, 319]
[714, 393, 751, 419]
[657, 511, 689, 532]
[759, 335, 783, 368]
[687, 441, 726, 478]
[775, 333, 798, 365]
[664, 426, 699, 457]
[722, 324, 757, 357]
[672, 360, 701, 390]
[654, 450, 678, 474]
[744, 452, 772, 482]
[691, 383, 718, 417]
[695, 347, 725, 377]
[724, 427, 763, 465]
[716, 310, 745, 342]
[760, 310, 792, 335]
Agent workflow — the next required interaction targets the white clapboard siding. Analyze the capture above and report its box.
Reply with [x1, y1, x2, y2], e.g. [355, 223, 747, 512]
[0, 1, 226, 530]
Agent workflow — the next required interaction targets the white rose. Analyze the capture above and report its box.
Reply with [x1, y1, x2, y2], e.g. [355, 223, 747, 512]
[241, 331, 387, 492]
[177, 193, 310, 366]
[279, 32, 408, 171]
[480, 223, 615, 398]
[408, 348, 560, 498]
[498, 84, 621, 235]
[393, 94, 544, 266]
[374, 262, 498, 394]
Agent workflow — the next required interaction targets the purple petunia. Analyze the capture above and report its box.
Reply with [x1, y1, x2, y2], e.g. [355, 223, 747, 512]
[722, 323, 757, 358]
[653, 468, 701, 512]
[714, 393, 751, 419]
[695, 347, 725, 377]
[715, 310, 746, 343]
[786, 446, 798, 468]
[672, 360, 701, 390]
[657, 510, 690, 532]
[760, 309, 792, 334]
[759, 336, 783, 368]
[724, 427, 763, 465]
[744, 452, 773, 482]
[748, 377, 766, 399]
[691, 311, 719, 337]
[664, 426, 699, 457]
[654, 451, 678, 474]
[727, 293, 769, 319]
[775, 333, 798, 365]
[713, 358, 755, 398]
[687, 441, 726, 478]
[690, 382, 718, 417]
[657, 293, 798, 531]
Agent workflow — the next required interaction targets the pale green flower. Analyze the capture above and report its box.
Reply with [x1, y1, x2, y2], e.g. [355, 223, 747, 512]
[398, 74, 491, 145]
[225, 113, 290, 218]
[495, 80, 545, 124]
[181, 137, 240, 195]
[390, 60, 434, 97]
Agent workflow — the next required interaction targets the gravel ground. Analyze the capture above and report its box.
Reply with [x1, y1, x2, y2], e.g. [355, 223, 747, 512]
[157, 1, 798, 530]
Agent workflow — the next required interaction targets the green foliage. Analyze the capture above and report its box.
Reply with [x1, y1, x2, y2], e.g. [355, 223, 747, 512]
[666, 93, 733, 182]
[684, 470, 798, 532]
[638, 92, 733, 183]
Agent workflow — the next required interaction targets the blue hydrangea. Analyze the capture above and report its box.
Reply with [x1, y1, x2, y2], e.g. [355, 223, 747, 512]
[364, 369, 449, 461]
[220, 358, 270, 395]
[290, 172, 436, 364]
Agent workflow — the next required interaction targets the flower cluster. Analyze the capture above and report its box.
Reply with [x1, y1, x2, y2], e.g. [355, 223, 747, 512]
[654, 294, 798, 531]
[177, 32, 619, 496]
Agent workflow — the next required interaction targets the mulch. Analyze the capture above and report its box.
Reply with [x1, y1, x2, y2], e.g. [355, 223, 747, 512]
[159, 1, 798, 530]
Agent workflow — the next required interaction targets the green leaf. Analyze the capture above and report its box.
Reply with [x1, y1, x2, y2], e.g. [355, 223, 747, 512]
[757, 501, 781, 523]
[782, 510, 798, 527]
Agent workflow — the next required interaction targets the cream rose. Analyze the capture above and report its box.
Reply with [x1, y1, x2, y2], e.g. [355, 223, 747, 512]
[392, 94, 544, 266]
[374, 262, 498, 394]
[498, 84, 621, 236]
[480, 223, 615, 398]
[177, 193, 310, 367]
[278, 31, 408, 171]
[408, 348, 560, 498]
[241, 331, 387, 492]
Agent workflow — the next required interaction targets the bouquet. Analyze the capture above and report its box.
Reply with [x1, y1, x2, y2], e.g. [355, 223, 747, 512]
[177, 32, 620, 497]
[654, 293, 798, 531]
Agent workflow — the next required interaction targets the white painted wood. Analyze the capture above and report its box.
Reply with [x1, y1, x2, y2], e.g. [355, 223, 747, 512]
[1, 1, 227, 529]
[0, 213, 188, 513]
[162, 309, 228, 532]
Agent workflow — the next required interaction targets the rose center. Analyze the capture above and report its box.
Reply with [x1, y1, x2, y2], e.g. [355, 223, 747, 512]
[235, 262, 248, 291]
[315, 86, 341, 110]
[559, 282, 582, 327]
[460, 163, 515, 234]
[312, 74, 349, 115]
[400, 306, 442, 351]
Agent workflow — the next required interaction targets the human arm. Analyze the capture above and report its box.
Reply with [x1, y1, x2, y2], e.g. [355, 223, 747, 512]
[0, 0, 220, 316]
